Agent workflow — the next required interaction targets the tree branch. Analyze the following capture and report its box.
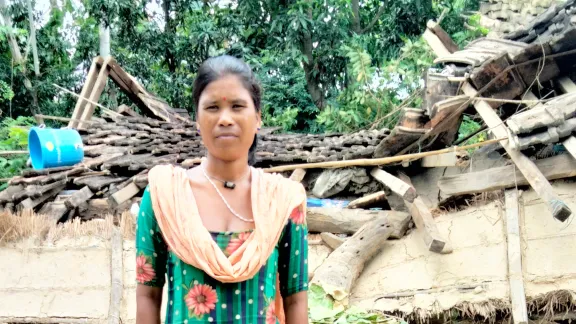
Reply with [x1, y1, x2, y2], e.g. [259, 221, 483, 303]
[361, 2, 387, 34]
[351, 0, 361, 33]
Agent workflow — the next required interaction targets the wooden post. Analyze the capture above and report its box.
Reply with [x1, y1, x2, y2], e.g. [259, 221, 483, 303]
[504, 189, 528, 324]
[108, 228, 123, 324]
[398, 173, 447, 253]
[370, 168, 417, 202]
[423, 26, 571, 222]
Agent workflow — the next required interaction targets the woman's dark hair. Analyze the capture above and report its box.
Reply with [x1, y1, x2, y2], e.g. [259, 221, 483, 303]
[192, 55, 261, 166]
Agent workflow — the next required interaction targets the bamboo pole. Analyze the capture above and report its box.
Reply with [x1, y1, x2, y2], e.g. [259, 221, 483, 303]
[0, 150, 28, 156]
[264, 137, 505, 173]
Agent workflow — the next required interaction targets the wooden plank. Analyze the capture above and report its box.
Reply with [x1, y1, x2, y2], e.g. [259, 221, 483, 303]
[462, 82, 571, 222]
[423, 29, 451, 57]
[64, 186, 94, 209]
[288, 168, 307, 182]
[69, 56, 104, 128]
[398, 173, 447, 253]
[37, 202, 69, 223]
[426, 20, 459, 53]
[347, 191, 387, 209]
[109, 182, 141, 207]
[421, 151, 458, 167]
[439, 153, 576, 195]
[370, 168, 417, 202]
[504, 189, 529, 324]
[78, 57, 112, 128]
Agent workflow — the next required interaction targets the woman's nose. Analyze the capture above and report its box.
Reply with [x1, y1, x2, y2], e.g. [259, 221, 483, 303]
[218, 109, 234, 126]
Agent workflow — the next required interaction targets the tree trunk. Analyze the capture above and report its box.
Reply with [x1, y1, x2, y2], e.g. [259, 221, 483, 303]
[300, 5, 324, 109]
[27, 0, 40, 76]
[163, 0, 176, 73]
[99, 23, 117, 109]
[351, 0, 361, 33]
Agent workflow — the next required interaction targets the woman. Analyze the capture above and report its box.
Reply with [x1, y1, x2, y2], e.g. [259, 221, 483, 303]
[135, 55, 309, 324]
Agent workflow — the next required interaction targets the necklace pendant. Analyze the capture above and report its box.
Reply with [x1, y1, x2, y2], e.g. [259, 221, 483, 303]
[223, 181, 236, 189]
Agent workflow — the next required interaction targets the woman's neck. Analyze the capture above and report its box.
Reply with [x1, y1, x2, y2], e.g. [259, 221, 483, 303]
[204, 155, 250, 181]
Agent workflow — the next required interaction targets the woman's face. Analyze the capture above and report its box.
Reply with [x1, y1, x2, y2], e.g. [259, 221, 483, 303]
[197, 74, 261, 162]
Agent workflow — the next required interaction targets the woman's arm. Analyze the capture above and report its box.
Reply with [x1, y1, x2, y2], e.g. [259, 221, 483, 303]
[136, 285, 163, 324]
[135, 187, 168, 324]
[284, 291, 309, 324]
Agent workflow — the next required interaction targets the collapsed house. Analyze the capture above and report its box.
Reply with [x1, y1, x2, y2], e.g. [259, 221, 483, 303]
[1, 5, 576, 323]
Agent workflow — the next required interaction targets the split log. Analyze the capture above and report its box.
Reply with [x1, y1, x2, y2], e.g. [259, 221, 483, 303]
[307, 207, 410, 239]
[320, 232, 346, 250]
[346, 191, 387, 209]
[398, 173, 447, 253]
[370, 168, 417, 202]
[68, 56, 103, 128]
[64, 186, 94, 209]
[310, 216, 393, 302]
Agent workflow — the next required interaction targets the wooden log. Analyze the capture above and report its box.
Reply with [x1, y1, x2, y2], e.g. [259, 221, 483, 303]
[462, 82, 571, 222]
[370, 168, 417, 202]
[74, 175, 127, 191]
[69, 56, 103, 128]
[438, 153, 576, 195]
[504, 189, 529, 324]
[310, 216, 393, 302]
[320, 232, 346, 250]
[307, 208, 410, 239]
[347, 191, 387, 209]
[64, 186, 94, 209]
[288, 168, 307, 182]
[398, 173, 447, 253]
[423, 29, 451, 57]
[0, 185, 24, 203]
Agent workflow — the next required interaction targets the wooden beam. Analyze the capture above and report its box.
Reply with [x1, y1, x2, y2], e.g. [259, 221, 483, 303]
[557, 77, 576, 160]
[69, 56, 104, 128]
[370, 168, 417, 202]
[439, 153, 576, 195]
[78, 57, 113, 129]
[289, 168, 307, 182]
[423, 27, 571, 222]
[463, 82, 571, 222]
[398, 173, 447, 253]
[347, 191, 387, 209]
[422, 29, 451, 57]
[504, 189, 529, 324]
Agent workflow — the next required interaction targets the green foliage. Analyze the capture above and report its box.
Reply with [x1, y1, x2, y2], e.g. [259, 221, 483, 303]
[0, 117, 34, 190]
[0, 80, 14, 102]
[308, 284, 405, 324]
[457, 115, 486, 153]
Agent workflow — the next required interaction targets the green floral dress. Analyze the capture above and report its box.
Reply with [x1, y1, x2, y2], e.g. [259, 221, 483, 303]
[136, 187, 309, 324]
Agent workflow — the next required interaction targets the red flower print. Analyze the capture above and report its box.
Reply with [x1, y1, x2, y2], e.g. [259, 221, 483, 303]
[185, 284, 218, 317]
[266, 301, 277, 324]
[136, 255, 156, 283]
[290, 206, 305, 225]
[225, 232, 251, 256]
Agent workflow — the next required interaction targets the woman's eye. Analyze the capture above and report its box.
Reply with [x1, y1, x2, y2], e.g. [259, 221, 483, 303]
[206, 106, 218, 110]
[233, 104, 244, 109]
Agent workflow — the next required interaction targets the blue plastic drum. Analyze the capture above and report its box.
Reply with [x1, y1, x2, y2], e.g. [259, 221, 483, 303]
[28, 127, 84, 170]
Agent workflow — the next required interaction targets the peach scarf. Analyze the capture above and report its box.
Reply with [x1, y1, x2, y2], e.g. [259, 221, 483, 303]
[147, 164, 306, 323]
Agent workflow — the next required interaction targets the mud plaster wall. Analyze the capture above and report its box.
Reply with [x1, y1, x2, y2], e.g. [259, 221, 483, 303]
[0, 182, 575, 323]
[349, 181, 576, 317]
